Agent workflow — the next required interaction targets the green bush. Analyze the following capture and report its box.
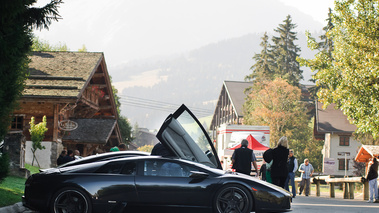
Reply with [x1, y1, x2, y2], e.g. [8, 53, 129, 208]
[0, 153, 9, 183]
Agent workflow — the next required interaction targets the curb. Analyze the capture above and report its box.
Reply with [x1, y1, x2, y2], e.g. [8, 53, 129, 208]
[0, 202, 36, 213]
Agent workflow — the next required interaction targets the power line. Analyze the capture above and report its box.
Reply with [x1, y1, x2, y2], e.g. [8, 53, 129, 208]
[119, 99, 213, 117]
[118, 95, 214, 115]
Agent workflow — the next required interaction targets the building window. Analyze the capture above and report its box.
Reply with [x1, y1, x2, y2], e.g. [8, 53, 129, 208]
[338, 159, 349, 171]
[339, 135, 350, 146]
[11, 116, 24, 130]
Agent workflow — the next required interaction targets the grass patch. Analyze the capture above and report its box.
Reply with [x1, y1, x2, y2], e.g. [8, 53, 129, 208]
[0, 164, 39, 207]
[25, 164, 40, 175]
[0, 176, 26, 207]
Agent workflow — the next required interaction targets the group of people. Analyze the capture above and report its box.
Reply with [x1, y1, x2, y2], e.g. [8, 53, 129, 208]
[232, 136, 314, 198]
[56, 149, 82, 166]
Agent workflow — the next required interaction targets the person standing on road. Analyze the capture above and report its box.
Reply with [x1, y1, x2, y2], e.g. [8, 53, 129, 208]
[232, 139, 258, 176]
[298, 158, 314, 196]
[271, 136, 289, 188]
[366, 157, 379, 203]
[285, 149, 298, 198]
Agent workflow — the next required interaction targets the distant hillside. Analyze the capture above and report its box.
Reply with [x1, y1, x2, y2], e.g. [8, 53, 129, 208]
[112, 32, 321, 129]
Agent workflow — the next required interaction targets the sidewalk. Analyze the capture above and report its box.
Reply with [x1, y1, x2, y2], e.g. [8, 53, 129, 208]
[0, 202, 36, 213]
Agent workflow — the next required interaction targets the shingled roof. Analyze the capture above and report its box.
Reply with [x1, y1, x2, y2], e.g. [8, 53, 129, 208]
[24, 51, 103, 98]
[315, 101, 356, 134]
[63, 118, 117, 144]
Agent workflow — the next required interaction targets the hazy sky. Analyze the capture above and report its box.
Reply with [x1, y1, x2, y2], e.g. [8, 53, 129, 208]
[33, 0, 335, 69]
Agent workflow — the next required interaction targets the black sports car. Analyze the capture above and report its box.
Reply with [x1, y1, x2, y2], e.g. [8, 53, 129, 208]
[23, 104, 291, 213]
[58, 151, 149, 168]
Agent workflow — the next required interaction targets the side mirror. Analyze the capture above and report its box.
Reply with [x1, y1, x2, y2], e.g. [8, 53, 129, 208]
[189, 171, 209, 179]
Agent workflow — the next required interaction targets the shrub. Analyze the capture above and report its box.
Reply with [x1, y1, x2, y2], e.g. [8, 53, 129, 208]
[0, 153, 9, 183]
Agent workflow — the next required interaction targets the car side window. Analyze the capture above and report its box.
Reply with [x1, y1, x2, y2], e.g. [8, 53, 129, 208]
[121, 162, 136, 175]
[144, 160, 199, 177]
[96, 161, 136, 175]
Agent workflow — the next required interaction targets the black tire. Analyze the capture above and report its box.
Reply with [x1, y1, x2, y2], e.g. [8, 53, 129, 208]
[213, 184, 253, 213]
[51, 187, 92, 213]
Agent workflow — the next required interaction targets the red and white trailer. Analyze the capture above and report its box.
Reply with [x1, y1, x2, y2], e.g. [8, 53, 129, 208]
[215, 124, 270, 171]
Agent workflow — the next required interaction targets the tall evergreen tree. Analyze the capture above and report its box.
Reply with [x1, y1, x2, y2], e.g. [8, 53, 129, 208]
[299, 8, 334, 99]
[271, 15, 303, 86]
[245, 32, 274, 83]
[319, 8, 334, 57]
[0, 0, 62, 141]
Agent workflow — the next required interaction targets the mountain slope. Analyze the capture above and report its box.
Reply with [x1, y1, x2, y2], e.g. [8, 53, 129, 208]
[112, 32, 320, 129]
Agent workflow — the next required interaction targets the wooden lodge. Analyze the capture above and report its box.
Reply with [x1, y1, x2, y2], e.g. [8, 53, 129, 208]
[10, 51, 122, 167]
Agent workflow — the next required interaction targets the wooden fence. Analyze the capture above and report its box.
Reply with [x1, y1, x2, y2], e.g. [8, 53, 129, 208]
[294, 176, 369, 200]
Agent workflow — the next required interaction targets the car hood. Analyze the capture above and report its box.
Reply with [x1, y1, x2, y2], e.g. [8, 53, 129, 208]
[157, 104, 222, 169]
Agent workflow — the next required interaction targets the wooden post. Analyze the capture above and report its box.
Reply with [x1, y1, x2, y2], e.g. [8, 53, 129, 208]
[349, 182, 355, 199]
[315, 180, 321, 197]
[329, 183, 335, 198]
[343, 182, 349, 199]
[309, 180, 312, 195]
[364, 180, 369, 200]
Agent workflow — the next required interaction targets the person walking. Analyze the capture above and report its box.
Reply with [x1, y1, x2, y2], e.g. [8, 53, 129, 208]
[232, 139, 258, 176]
[285, 149, 298, 198]
[366, 157, 379, 203]
[298, 158, 314, 196]
[271, 136, 289, 188]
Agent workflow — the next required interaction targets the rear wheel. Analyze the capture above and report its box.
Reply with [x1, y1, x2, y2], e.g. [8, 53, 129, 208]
[51, 187, 92, 213]
[213, 184, 253, 213]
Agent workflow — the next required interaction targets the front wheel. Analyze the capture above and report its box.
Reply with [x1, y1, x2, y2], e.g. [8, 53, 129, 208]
[213, 184, 253, 213]
[51, 187, 92, 213]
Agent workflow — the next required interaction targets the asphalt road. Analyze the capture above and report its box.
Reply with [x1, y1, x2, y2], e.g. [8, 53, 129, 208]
[3, 195, 379, 213]
[289, 195, 379, 213]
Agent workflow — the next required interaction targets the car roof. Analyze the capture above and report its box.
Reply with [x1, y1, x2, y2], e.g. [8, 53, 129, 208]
[58, 150, 150, 168]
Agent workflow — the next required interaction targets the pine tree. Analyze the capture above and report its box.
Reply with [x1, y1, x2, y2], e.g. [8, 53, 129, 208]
[271, 15, 303, 86]
[319, 8, 334, 57]
[245, 32, 274, 83]
[298, 8, 334, 99]
[0, 0, 62, 141]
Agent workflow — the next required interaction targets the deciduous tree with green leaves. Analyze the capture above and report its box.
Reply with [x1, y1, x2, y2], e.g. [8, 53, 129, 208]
[301, 0, 379, 139]
[243, 78, 323, 170]
[0, 0, 62, 142]
[243, 78, 309, 147]
[29, 116, 48, 167]
[32, 36, 68, 51]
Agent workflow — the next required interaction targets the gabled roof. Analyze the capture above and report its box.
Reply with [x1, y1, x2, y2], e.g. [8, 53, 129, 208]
[355, 145, 379, 162]
[24, 51, 103, 98]
[223, 81, 253, 116]
[315, 102, 356, 134]
[210, 81, 253, 130]
[63, 118, 116, 144]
